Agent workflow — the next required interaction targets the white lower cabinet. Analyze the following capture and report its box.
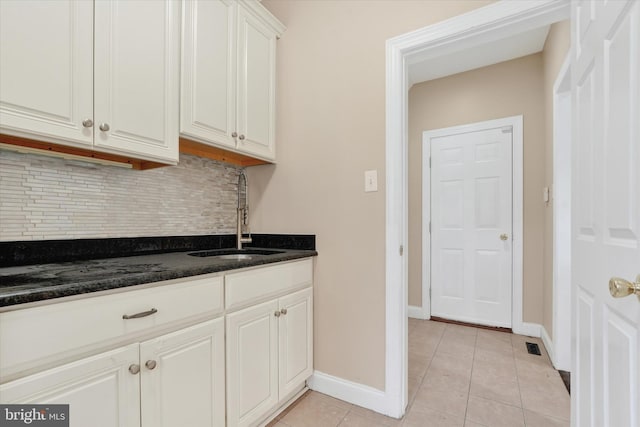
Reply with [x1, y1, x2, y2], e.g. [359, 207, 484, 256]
[0, 344, 141, 427]
[226, 287, 313, 427]
[0, 259, 314, 427]
[140, 318, 226, 427]
[278, 288, 314, 400]
[0, 318, 225, 427]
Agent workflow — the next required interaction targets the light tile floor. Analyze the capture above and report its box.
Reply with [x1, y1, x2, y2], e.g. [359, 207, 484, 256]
[268, 319, 570, 427]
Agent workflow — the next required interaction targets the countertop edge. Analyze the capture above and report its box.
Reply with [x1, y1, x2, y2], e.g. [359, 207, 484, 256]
[0, 251, 317, 310]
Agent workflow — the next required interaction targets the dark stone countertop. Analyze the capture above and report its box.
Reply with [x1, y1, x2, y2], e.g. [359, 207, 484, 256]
[0, 247, 316, 308]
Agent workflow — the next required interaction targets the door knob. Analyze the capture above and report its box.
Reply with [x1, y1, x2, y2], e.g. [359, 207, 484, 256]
[500, 233, 509, 241]
[99, 123, 110, 132]
[274, 311, 281, 317]
[145, 360, 157, 370]
[280, 308, 288, 315]
[129, 364, 140, 375]
[609, 275, 640, 298]
[82, 119, 93, 128]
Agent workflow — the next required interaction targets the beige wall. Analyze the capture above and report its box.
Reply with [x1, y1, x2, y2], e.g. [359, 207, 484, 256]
[251, 0, 493, 390]
[542, 21, 571, 339]
[407, 54, 546, 323]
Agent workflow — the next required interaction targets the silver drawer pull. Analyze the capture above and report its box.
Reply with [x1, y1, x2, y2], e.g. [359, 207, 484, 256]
[122, 308, 158, 320]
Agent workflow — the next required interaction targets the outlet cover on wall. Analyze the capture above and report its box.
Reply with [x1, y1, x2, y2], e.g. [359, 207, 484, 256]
[364, 170, 378, 192]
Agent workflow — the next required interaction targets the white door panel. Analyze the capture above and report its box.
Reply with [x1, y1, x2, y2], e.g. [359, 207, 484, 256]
[0, 344, 140, 427]
[181, 0, 237, 148]
[571, 1, 639, 426]
[236, 5, 277, 160]
[94, 0, 179, 161]
[226, 299, 279, 427]
[140, 319, 225, 427]
[0, 0, 93, 146]
[279, 288, 313, 400]
[430, 127, 512, 327]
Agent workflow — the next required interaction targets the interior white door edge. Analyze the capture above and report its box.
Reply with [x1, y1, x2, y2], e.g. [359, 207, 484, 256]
[422, 115, 524, 330]
[551, 52, 572, 372]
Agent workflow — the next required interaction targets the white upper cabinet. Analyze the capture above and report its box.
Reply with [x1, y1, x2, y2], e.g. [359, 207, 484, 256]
[181, 0, 285, 162]
[0, 1, 94, 147]
[181, 0, 237, 149]
[93, 0, 180, 161]
[0, 0, 179, 164]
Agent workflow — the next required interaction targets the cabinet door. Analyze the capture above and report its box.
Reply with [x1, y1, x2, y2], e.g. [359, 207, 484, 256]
[0, 344, 140, 427]
[0, 0, 93, 147]
[227, 299, 279, 427]
[181, 0, 237, 149]
[236, 4, 278, 161]
[140, 318, 225, 427]
[94, 0, 179, 162]
[279, 287, 313, 400]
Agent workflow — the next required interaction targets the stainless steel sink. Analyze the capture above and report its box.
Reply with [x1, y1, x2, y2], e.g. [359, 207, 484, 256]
[187, 249, 285, 258]
[217, 254, 254, 260]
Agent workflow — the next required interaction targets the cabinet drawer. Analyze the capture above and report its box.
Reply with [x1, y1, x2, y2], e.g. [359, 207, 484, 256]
[0, 275, 223, 380]
[225, 258, 313, 311]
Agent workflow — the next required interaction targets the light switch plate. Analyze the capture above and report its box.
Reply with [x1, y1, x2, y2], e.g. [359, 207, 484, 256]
[365, 170, 378, 192]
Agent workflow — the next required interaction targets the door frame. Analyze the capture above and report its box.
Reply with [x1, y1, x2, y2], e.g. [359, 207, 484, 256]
[383, 0, 570, 418]
[549, 53, 572, 372]
[421, 116, 523, 328]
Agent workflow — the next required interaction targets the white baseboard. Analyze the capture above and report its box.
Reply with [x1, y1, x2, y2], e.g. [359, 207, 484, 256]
[512, 321, 541, 337]
[540, 326, 555, 367]
[307, 370, 392, 416]
[407, 305, 429, 320]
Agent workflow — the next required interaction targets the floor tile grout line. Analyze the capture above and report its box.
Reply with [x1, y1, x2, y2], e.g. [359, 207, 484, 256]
[334, 404, 353, 427]
[513, 336, 527, 425]
[464, 325, 479, 425]
[408, 319, 446, 411]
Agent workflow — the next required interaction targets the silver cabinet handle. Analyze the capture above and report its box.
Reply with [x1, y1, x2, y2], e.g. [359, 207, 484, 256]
[129, 364, 140, 375]
[280, 308, 287, 315]
[145, 360, 157, 370]
[500, 233, 509, 241]
[274, 311, 281, 317]
[231, 132, 238, 138]
[239, 134, 245, 140]
[99, 123, 110, 132]
[82, 119, 93, 128]
[122, 308, 157, 320]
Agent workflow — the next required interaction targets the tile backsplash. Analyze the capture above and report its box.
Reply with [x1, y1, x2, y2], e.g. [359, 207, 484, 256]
[0, 150, 241, 241]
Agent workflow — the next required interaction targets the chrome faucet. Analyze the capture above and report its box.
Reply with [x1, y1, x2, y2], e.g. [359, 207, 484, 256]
[237, 170, 252, 250]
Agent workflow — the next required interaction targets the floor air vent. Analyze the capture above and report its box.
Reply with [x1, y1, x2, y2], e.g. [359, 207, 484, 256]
[525, 342, 541, 355]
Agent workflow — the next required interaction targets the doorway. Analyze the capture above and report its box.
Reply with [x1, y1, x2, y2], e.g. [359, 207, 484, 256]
[383, 1, 570, 418]
[423, 117, 522, 328]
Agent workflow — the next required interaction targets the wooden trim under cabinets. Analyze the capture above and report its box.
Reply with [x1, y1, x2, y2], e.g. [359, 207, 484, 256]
[0, 134, 271, 169]
[179, 138, 269, 167]
[0, 134, 167, 170]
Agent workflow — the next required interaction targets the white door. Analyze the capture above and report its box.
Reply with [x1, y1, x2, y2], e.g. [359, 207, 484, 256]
[226, 299, 279, 427]
[0, 0, 93, 146]
[429, 126, 513, 327]
[571, 1, 640, 426]
[278, 288, 313, 400]
[236, 4, 278, 160]
[0, 344, 140, 427]
[181, 0, 237, 149]
[93, 0, 179, 162]
[140, 319, 225, 427]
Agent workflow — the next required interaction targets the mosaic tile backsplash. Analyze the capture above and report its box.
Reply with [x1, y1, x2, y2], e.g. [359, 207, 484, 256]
[0, 150, 242, 241]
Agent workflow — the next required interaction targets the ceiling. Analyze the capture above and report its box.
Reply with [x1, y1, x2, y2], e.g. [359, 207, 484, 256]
[408, 25, 551, 86]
